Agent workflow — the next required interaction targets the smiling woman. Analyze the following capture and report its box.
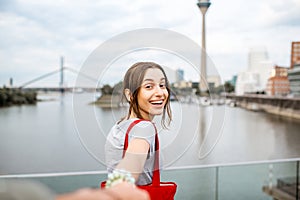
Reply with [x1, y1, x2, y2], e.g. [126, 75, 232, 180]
[104, 62, 172, 184]
[103, 62, 177, 199]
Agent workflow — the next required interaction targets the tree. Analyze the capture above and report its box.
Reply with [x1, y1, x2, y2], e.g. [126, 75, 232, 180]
[224, 82, 235, 93]
[100, 82, 123, 95]
[101, 84, 113, 95]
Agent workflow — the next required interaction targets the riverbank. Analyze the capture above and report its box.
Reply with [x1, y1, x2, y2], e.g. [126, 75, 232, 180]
[226, 94, 300, 120]
[0, 88, 37, 107]
[92, 94, 121, 108]
[239, 101, 300, 120]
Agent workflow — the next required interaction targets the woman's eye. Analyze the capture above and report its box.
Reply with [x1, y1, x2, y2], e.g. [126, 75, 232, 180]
[160, 84, 166, 88]
[145, 85, 152, 89]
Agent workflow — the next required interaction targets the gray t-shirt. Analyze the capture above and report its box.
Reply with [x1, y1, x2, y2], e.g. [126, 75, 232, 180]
[105, 118, 156, 185]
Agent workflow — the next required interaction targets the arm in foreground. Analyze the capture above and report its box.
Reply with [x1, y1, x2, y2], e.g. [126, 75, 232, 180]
[0, 179, 149, 200]
[56, 182, 150, 200]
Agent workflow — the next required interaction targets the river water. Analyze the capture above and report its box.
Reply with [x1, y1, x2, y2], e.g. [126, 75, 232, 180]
[1, 92, 300, 199]
[0, 92, 299, 175]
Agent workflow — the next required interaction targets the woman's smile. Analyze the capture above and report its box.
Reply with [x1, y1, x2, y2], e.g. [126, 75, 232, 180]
[149, 99, 164, 105]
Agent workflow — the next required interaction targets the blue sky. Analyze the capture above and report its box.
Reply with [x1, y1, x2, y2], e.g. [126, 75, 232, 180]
[0, 0, 299, 87]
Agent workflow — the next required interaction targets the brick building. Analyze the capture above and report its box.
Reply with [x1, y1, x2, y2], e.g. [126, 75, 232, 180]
[288, 41, 300, 96]
[290, 41, 300, 69]
[266, 65, 290, 96]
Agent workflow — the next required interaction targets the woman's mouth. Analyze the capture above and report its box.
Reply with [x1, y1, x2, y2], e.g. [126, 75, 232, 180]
[150, 100, 164, 105]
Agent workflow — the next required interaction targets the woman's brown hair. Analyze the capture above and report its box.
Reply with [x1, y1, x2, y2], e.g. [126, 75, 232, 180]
[121, 62, 172, 128]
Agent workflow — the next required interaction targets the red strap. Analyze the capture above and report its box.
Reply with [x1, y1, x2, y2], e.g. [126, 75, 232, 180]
[123, 119, 160, 185]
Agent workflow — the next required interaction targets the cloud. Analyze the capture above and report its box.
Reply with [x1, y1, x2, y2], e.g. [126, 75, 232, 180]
[0, 0, 299, 87]
[257, 0, 300, 27]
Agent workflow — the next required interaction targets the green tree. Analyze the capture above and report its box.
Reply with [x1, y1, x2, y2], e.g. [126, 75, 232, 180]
[224, 82, 235, 93]
[101, 84, 113, 95]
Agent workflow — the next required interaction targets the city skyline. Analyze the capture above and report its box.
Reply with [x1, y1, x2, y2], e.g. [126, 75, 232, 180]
[0, 0, 299, 87]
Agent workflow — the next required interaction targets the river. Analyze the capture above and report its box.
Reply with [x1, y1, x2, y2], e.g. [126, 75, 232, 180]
[0, 92, 299, 199]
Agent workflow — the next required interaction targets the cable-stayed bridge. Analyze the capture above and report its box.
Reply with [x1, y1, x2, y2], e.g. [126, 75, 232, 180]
[17, 57, 99, 93]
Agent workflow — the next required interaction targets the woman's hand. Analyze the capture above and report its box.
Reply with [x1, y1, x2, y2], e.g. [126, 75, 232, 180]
[107, 182, 150, 200]
[56, 182, 150, 200]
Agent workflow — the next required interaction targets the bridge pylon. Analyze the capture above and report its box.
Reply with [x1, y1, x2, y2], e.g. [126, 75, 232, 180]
[59, 56, 65, 93]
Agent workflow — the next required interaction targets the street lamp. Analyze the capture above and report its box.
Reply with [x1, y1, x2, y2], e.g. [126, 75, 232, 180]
[197, 0, 211, 93]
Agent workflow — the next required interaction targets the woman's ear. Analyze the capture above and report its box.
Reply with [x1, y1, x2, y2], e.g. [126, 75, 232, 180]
[124, 89, 131, 102]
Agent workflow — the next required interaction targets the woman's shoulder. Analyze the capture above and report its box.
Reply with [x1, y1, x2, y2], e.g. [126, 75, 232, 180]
[130, 119, 156, 138]
[135, 120, 154, 128]
[119, 118, 154, 127]
[116, 118, 156, 135]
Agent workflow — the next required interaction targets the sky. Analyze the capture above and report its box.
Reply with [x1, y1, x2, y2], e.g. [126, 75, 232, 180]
[0, 0, 299, 87]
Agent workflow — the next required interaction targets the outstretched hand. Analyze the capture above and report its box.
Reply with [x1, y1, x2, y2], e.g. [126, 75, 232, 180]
[56, 182, 149, 200]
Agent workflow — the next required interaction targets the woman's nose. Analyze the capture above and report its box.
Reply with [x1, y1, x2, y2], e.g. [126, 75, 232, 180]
[154, 85, 164, 96]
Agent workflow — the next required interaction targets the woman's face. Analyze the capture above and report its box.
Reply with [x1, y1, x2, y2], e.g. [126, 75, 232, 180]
[137, 68, 169, 120]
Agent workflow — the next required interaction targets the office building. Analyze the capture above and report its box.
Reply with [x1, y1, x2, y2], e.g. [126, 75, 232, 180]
[290, 41, 300, 69]
[248, 47, 273, 91]
[176, 69, 184, 82]
[235, 71, 260, 95]
[288, 41, 300, 96]
[266, 65, 290, 96]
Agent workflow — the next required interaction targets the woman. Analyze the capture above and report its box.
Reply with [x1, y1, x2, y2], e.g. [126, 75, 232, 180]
[105, 62, 172, 187]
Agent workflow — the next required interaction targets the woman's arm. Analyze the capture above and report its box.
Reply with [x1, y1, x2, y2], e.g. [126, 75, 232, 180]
[115, 138, 150, 180]
[56, 182, 150, 200]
